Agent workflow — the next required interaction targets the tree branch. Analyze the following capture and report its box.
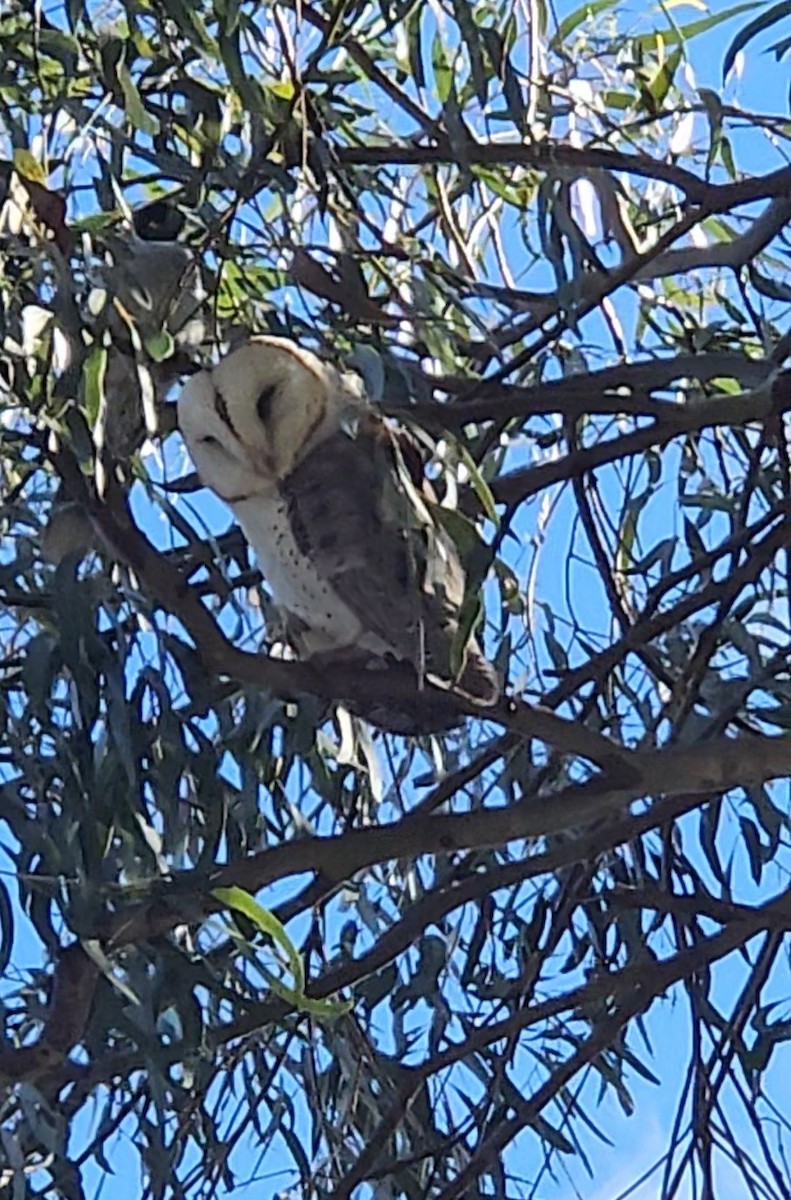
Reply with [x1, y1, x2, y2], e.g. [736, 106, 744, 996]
[491, 375, 788, 507]
[332, 893, 791, 1198]
[409, 352, 778, 429]
[88, 732, 791, 952]
[545, 512, 789, 705]
[337, 141, 791, 207]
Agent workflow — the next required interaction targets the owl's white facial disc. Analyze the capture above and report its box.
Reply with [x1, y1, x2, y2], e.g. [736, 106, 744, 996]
[177, 337, 359, 501]
[177, 369, 258, 502]
[177, 337, 374, 653]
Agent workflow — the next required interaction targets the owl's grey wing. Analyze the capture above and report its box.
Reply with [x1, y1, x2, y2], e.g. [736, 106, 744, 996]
[280, 417, 424, 665]
[281, 415, 499, 705]
[377, 420, 499, 705]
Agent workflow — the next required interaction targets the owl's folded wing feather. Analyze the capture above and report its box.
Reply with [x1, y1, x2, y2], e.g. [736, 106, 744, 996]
[280, 414, 498, 705]
[280, 416, 424, 665]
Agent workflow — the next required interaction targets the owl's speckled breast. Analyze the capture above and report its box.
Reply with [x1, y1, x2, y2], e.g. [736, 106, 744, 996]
[233, 490, 379, 654]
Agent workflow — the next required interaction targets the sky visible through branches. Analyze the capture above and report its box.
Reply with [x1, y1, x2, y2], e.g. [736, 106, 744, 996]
[1, 0, 791, 1197]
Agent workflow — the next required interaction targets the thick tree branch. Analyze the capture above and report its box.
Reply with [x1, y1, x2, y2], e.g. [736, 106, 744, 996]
[9, 740, 790, 1099]
[491, 375, 788, 507]
[409, 351, 778, 428]
[87, 732, 791, 953]
[633, 196, 791, 280]
[337, 142, 791, 208]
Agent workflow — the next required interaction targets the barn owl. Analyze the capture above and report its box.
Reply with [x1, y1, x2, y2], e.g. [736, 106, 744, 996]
[177, 337, 499, 733]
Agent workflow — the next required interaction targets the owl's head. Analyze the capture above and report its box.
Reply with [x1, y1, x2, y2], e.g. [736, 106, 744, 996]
[177, 336, 366, 500]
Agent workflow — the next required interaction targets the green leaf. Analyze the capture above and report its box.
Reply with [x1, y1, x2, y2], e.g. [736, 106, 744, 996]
[616, 505, 638, 576]
[407, 5, 426, 90]
[22, 631, 60, 714]
[213, 885, 304, 988]
[0, 882, 13, 979]
[718, 133, 736, 178]
[634, 3, 762, 53]
[433, 505, 487, 567]
[747, 786, 785, 850]
[617, 1043, 661, 1085]
[543, 629, 569, 674]
[216, 0, 244, 36]
[116, 58, 160, 136]
[739, 817, 763, 885]
[67, 0, 86, 28]
[161, 0, 218, 53]
[83, 939, 144, 1006]
[601, 90, 635, 110]
[723, 0, 791, 78]
[12, 149, 46, 185]
[218, 30, 265, 116]
[212, 886, 352, 1019]
[552, 0, 618, 47]
[647, 44, 683, 108]
[451, 0, 488, 105]
[768, 31, 791, 56]
[450, 590, 482, 680]
[82, 345, 107, 427]
[458, 444, 499, 525]
[531, 1115, 575, 1154]
[144, 330, 175, 362]
[431, 32, 453, 104]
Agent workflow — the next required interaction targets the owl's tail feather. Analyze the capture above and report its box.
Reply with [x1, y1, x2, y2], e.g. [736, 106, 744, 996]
[352, 698, 463, 736]
[301, 646, 500, 735]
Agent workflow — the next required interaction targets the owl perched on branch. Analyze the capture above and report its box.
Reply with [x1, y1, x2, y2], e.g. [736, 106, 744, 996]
[177, 337, 499, 733]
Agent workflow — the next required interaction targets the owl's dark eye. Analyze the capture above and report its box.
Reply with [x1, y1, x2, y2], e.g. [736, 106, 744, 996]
[199, 435, 222, 447]
[256, 384, 278, 425]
